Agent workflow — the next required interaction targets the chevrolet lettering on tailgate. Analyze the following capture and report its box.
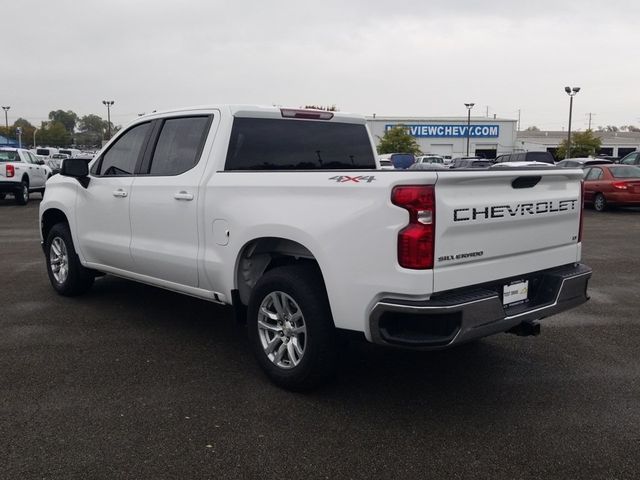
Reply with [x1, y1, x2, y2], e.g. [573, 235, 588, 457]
[453, 199, 579, 222]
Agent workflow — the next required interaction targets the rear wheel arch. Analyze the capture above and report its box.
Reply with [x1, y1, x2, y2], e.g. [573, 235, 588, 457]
[234, 237, 328, 307]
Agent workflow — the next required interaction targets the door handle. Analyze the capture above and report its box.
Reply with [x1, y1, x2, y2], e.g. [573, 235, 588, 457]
[112, 189, 128, 198]
[174, 191, 194, 201]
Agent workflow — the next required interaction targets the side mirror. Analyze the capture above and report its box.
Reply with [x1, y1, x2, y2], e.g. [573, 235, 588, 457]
[37, 159, 45, 165]
[61, 158, 90, 188]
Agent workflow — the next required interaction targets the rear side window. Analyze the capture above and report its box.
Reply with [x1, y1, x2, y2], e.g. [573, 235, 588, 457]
[225, 118, 376, 170]
[148, 116, 210, 176]
[36, 148, 50, 156]
[0, 150, 19, 162]
[97, 122, 151, 176]
[471, 160, 492, 168]
[526, 152, 555, 164]
[585, 168, 603, 180]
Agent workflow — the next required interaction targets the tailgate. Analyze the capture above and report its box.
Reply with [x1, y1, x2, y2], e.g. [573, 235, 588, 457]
[433, 168, 583, 292]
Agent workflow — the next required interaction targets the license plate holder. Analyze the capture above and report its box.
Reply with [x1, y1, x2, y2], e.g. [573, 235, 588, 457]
[503, 280, 529, 306]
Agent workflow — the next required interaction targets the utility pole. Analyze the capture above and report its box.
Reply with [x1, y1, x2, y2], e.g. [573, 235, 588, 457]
[464, 103, 475, 156]
[517, 109, 521, 131]
[564, 86, 581, 159]
[485, 106, 489, 117]
[102, 100, 115, 140]
[587, 112, 595, 130]
[1, 106, 10, 133]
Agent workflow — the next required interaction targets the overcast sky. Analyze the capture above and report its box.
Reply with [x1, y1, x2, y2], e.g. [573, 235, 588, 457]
[3, 0, 639, 130]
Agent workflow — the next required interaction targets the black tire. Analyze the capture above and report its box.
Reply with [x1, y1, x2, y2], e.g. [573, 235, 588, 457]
[45, 223, 94, 296]
[15, 180, 29, 205]
[594, 193, 607, 212]
[247, 264, 338, 391]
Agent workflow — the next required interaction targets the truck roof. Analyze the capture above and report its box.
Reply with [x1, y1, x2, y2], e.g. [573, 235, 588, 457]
[136, 105, 367, 124]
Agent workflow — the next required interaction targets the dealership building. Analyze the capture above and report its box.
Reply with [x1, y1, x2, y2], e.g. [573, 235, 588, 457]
[515, 130, 640, 159]
[366, 115, 640, 160]
[366, 116, 517, 159]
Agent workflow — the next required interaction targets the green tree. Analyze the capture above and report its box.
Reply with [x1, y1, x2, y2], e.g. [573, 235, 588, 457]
[13, 118, 36, 147]
[76, 114, 108, 146]
[524, 126, 540, 131]
[38, 121, 72, 147]
[556, 130, 601, 159]
[48, 110, 78, 134]
[376, 125, 421, 155]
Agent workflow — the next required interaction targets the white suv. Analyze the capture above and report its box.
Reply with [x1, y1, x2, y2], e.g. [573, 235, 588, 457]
[0, 148, 51, 204]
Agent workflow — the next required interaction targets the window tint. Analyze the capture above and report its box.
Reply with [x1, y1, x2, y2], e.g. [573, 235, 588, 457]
[0, 150, 19, 162]
[526, 152, 555, 164]
[148, 116, 210, 176]
[98, 122, 151, 176]
[585, 168, 602, 180]
[36, 148, 50, 156]
[621, 153, 638, 165]
[610, 165, 640, 178]
[225, 118, 376, 170]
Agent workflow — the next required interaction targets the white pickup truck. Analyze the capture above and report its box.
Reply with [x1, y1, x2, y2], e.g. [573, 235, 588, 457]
[0, 147, 51, 204]
[39, 105, 591, 390]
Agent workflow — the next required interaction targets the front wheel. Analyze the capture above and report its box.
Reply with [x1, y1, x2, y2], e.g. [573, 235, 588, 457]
[247, 264, 338, 391]
[45, 223, 94, 296]
[594, 193, 607, 212]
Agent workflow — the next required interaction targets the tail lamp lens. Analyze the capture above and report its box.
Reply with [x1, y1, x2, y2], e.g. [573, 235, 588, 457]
[392, 185, 435, 269]
[6, 164, 14, 178]
[611, 181, 628, 190]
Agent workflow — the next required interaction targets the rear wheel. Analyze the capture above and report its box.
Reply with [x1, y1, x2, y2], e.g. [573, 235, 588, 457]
[594, 193, 607, 212]
[15, 181, 29, 205]
[45, 223, 94, 296]
[247, 264, 338, 391]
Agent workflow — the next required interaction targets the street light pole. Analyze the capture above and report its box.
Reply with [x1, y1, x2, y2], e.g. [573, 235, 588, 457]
[102, 100, 115, 140]
[464, 103, 475, 156]
[564, 86, 580, 159]
[1, 106, 10, 132]
[33, 128, 37, 148]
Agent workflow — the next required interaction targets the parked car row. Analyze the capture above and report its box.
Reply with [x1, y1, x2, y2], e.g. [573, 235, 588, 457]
[0, 146, 97, 205]
[377, 151, 640, 211]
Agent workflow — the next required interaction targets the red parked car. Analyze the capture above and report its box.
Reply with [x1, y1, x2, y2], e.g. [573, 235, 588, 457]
[583, 164, 640, 211]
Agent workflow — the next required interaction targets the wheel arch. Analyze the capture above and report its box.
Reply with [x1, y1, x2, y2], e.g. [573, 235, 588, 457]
[234, 236, 327, 307]
[41, 208, 70, 242]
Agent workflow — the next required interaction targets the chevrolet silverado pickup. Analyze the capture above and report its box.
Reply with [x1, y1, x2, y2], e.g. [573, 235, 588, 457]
[39, 105, 592, 390]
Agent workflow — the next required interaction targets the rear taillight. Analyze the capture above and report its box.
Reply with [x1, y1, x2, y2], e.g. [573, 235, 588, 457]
[611, 181, 628, 190]
[578, 180, 584, 242]
[391, 185, 435, 269]
[6, 164, 14, 178]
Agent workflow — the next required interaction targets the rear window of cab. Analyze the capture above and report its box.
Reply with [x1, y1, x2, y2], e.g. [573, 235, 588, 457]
[225, 118, 376, 170]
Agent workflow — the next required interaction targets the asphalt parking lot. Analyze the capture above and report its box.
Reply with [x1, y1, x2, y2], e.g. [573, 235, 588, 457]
[1, 199, 639, 480]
